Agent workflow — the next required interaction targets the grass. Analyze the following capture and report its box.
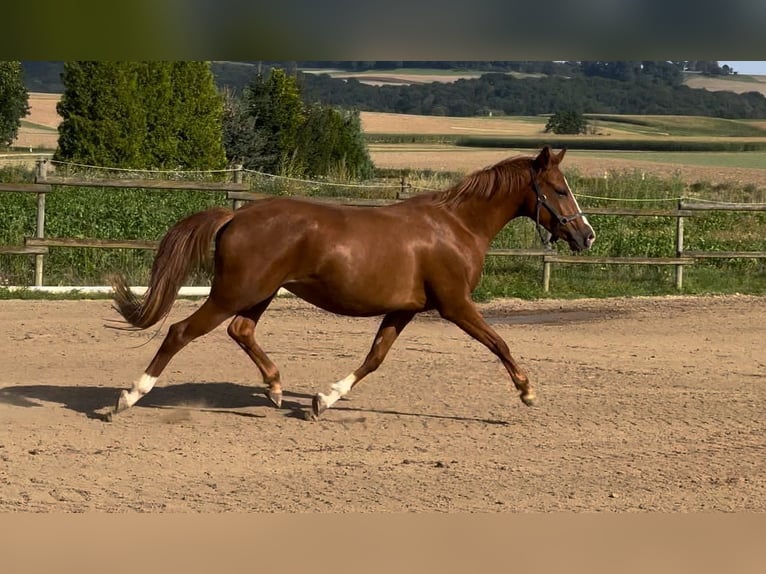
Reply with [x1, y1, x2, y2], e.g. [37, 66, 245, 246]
[0, 288, 114, 300]
[568, 149, 766, 170]
[588, 114, 766, 137]
[18, 120, 58, 132]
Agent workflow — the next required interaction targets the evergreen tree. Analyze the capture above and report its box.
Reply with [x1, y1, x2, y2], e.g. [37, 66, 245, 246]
[139, 62, 177, 167]
[297, 104, 373, 179]
[245, 68, 305, 174]
[55, 61, 226, 169]
[224, 67, 374, 179]
[56, 62, 146, 167]
[221, 87, 270, 169]
[169, 62, 226, 170]
[0, 61, 30, 148]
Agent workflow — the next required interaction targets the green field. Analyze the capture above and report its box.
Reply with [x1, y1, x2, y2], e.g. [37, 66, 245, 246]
[585, 114, 766, 137]
[568, 149, 766, 169]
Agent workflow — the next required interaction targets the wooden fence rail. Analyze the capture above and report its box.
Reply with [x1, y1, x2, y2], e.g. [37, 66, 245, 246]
[1, 159, 765, 292]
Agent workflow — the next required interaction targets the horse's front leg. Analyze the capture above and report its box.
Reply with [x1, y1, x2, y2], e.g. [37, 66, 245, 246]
[439, 299, 535, 406]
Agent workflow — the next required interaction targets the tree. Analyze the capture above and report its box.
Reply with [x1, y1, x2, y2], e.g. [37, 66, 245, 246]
[168, 62, 227, 169]
[221, 87, 270, 169]
[56, 62, 146, 167]
[0, 61, 30, 148]
[297, 104, 374, 179]
[55, 61, 226, 169]
[224, 67, 374, 179]
[545, 110, 588, 134]
[245, 68, 306, 174]
[139, 62, 177, 168]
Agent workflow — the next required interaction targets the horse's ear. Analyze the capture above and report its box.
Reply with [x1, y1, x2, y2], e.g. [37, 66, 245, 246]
[533, 145, 553, 172]
[555, 148, 567, 164]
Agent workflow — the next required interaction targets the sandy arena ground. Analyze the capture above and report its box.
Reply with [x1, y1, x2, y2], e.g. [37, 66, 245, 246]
[0, 295, 763, 512]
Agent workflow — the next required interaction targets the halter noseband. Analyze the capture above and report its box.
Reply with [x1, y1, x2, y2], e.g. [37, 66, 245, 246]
[530, 169, 585, 246]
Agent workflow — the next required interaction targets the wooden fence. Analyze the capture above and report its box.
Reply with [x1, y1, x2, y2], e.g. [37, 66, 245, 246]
[1, 160, 766, 292]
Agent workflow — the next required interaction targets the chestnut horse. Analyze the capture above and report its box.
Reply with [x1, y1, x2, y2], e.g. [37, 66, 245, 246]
[109, 146, 594, 421]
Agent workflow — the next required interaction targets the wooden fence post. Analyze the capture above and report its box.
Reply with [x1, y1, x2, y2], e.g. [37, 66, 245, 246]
[398, 175, 408, 199]
[232, 164, 244, 210]
[34, 159, 48, 287]
[675, 199, 685, 290]
[542, 258, 552, 292]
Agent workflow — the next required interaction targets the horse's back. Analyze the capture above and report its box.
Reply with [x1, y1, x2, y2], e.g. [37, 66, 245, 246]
[229, 196, 440, 250]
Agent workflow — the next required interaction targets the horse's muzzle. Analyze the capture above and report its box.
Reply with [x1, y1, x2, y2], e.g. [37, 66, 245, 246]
[566, 220, 596, 252]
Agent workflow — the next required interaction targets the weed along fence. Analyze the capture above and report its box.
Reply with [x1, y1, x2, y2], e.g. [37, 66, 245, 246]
[540, 206, 695, 291]
[542, 202, 766, 292]
[0, 160, 253, 287]
[1, 159, 765, 294]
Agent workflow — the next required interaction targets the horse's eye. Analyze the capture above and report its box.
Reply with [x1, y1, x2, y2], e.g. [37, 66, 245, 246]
[554, 187, 568, 196]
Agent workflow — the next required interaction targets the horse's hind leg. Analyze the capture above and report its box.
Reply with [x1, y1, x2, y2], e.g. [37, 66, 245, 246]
[311, 310, 415, 420]
[227, 297, 283, 407]
[110, 298, 233, 418]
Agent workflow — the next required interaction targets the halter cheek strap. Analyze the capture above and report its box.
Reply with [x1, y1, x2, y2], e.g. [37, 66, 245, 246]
[530, 169, 585, 246]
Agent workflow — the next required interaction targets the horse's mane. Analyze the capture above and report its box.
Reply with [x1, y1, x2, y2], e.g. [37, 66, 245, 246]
[432, 155, 532, 207]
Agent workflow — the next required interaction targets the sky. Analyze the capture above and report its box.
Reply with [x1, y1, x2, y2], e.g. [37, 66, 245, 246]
[719, 61, 766, 75]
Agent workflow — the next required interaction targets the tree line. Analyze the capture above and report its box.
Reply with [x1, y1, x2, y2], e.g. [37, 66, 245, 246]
[212, 60, 733, 88]
[295, 65, 766, 119]
[17, 61, 764, 122]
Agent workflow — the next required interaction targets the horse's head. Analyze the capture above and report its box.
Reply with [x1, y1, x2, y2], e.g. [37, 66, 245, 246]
[528, 146, 595, 252]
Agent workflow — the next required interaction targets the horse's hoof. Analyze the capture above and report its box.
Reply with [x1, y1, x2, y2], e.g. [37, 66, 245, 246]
[103, 411, 114, 423]
[304, 409, 318, 422]
[311, 394, 327, 420]
[265, 389, 282, 408]
[113, 390, 130, 414]
[521, 391, 536, 407]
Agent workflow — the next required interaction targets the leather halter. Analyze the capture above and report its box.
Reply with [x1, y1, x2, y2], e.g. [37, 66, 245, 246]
[530, 169, 585, 246]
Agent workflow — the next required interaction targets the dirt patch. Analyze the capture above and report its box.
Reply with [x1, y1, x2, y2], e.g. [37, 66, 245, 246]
[1, 295, 764, 512]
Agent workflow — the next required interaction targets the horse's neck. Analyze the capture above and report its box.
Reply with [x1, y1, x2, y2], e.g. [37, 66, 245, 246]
[448, 191, 526, 246]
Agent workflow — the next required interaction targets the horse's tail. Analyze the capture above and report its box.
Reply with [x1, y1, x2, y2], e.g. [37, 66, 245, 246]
[111, 206, 235, 330]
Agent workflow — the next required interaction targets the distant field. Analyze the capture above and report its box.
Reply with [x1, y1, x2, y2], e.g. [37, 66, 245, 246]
[11, 90, 766, 188]
[683, 73, 766, 96]
[362, 111, 766, 138]
[302, 68, 484, 86]
[305, 67, 766, 94]
[302, 67, 544, 86]
[12, 92, 61, 150]
[368, 143, 766, 187]
[360, 112, 549, 136]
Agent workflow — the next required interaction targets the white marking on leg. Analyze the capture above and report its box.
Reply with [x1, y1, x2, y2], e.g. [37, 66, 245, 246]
[123, 373, 157, 408]
[317, 373, 357, 410]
